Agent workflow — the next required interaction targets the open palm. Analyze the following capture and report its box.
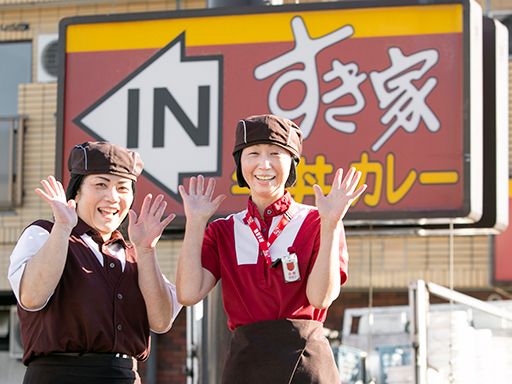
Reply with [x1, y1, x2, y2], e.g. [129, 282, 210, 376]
[128, 194, 176, 249]
[313, 167, 367, 227]
[178, 175, 226, 223]
[35, 175, 77, 229]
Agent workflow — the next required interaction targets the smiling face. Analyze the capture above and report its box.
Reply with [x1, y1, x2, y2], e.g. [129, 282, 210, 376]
[75, 174, 134, 240]
[241, 143, 292, 210]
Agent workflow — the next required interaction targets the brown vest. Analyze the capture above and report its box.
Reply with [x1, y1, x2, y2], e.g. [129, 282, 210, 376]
[17, 219, 150, 365]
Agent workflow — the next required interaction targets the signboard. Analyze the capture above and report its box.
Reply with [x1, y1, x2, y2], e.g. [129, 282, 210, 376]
[57, 0, 484, 229]
[419, 16, 509, 235]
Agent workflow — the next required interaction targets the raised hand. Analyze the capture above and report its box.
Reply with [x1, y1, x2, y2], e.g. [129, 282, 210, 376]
[35, 175, 77, 230]
[313, 167, 367, 228]
[178, 175, 226, 223]
[128, 194, 176, 250]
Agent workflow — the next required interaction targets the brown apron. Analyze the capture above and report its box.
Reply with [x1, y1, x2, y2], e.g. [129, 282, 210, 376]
[222, 319, 340, 384]
[22, 353, 140, 384]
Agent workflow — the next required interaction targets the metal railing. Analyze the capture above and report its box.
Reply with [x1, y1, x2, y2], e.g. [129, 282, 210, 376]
[409, 280, 512, 384]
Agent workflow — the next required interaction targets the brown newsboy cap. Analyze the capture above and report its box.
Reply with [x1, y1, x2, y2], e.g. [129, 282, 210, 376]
[232, 114, 303, 160]
[68, 141, 143, 181]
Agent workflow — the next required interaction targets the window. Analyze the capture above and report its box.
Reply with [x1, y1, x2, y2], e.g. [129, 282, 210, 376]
[0, 41, 31, 209]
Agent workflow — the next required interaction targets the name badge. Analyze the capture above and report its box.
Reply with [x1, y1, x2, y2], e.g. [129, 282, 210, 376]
[282, 252, 300, 283]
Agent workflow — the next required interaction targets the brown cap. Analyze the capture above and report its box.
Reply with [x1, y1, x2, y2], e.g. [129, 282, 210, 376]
[68, 142, 143, 181]
[232, 114, 303, 160]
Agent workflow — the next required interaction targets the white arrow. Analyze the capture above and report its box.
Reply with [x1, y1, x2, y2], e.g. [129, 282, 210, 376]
[75, 33, 222, 199]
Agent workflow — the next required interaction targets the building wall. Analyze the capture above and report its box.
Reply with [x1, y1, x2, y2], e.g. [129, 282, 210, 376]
[0, 0, 505, 294]
[0, 0, 510, 382]
[141, 310, 187, 383]
[0, 0, 500, 292]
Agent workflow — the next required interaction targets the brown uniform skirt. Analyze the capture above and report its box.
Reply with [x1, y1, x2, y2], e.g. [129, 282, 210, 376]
[222, 319, 340, 384]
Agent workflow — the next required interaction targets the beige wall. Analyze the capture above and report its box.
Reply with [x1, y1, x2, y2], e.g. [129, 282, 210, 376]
[0, 0, 207, 290]
[0, 0, 508, 293]
[347, 234, 490, 289]
[488, 0, 512, 11]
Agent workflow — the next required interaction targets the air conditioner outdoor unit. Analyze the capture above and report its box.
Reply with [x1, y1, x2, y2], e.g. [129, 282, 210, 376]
[37, 33, 58, 83]
[9, 306, 23, 359]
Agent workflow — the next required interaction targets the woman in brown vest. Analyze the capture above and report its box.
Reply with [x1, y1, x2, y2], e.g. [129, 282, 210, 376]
[177, 114, 367, 383]
[8, 141, 180, 384]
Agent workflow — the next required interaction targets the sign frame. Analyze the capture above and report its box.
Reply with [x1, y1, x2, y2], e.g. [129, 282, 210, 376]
[56, 0, 484, 229]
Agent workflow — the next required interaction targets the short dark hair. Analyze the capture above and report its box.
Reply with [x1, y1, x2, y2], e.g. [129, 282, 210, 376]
[66, 173, 84, 200]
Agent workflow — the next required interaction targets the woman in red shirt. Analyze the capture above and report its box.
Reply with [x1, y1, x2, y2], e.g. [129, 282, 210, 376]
[177, 114, 366, 383]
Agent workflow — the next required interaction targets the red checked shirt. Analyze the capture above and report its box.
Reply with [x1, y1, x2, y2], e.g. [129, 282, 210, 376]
[201, 192, 348, 330]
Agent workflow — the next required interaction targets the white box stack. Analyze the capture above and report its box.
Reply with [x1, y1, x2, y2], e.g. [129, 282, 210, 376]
[427, 311, 476, 384]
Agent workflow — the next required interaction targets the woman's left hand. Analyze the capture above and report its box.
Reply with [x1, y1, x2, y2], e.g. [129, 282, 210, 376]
[313, 167, 366, 228]
[128, 194, 176, 250]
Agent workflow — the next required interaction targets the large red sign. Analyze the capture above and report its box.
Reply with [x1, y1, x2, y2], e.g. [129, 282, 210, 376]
[57, 0, 483, 229]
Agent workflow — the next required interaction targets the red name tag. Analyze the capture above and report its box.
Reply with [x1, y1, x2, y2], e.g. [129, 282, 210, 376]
[281, 252, 300, 283]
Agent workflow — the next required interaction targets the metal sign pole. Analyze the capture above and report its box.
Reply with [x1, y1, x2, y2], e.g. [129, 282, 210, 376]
[409, 280, 428, 384]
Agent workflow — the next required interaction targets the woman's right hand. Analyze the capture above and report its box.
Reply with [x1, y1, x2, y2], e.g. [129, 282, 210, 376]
[35, 175, 78, 230]
[178, 175, 226, 223]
